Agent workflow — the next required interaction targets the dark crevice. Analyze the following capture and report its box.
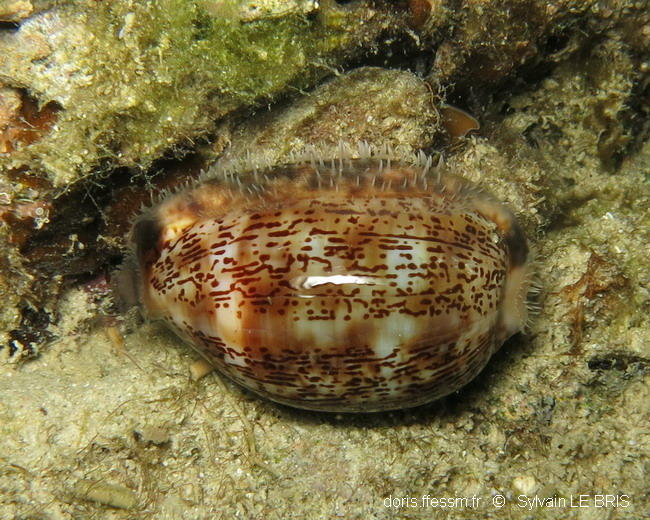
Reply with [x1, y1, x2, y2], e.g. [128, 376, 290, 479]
[0, 21, 20, 31]
[8, 307, 54, 358]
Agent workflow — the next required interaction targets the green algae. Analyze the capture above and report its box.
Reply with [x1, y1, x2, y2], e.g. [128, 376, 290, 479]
[1, 0, 394, 185]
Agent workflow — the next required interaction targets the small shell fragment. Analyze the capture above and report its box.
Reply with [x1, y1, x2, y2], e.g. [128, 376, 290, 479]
[439, 104, 480, 138]
[190, 358, 215, 381]
[73, 480, 137, 510]
[119, 147, 530, 412]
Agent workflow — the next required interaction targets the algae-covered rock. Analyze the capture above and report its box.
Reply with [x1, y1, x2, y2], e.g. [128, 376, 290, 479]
[215, 66, 444, 166]
[426, 0, 649, 94]
[0, 0, 402, 187]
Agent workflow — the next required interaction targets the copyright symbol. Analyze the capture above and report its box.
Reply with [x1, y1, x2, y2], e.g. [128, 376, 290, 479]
[492, 494, 506, 508]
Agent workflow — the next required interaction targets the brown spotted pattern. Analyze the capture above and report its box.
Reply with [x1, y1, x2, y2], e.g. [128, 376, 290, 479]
[127, 159, 529, 412]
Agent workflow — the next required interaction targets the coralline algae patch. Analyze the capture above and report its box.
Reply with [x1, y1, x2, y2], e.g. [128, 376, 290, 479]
[119, 148, 530, 412]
